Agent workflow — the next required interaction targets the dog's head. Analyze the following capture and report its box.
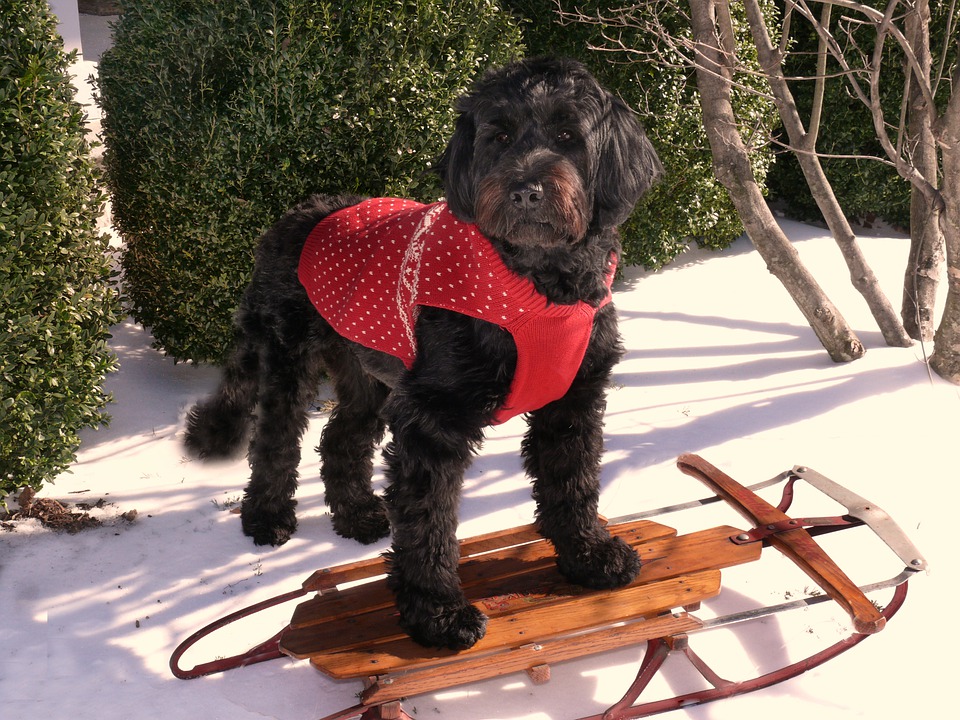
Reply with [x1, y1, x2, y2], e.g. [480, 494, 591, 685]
[437, 57, 662, 248]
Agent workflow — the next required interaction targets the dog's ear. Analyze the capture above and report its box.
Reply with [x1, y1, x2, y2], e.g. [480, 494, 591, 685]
[593, 97, 663, 228]
[435, 108, 477, 222]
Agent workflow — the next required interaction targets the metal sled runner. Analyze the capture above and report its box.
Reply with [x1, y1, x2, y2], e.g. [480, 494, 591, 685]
[170, 454, 926, 719]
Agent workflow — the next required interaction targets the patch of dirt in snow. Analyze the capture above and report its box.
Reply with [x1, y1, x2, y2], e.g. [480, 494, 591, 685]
[1, 486, 137, 533]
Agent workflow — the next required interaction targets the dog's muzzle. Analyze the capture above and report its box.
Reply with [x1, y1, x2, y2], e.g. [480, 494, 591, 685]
[476, 158, 589, 246]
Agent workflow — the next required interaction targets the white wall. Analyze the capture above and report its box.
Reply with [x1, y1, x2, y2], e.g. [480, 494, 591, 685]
[47, 0, 83, 57]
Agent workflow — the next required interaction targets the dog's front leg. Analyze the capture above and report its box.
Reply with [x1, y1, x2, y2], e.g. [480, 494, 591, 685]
[524, 395, 640, 588]
[523, 311, 640, 589]
[381, 398, 489, 650]
[379, 310, 506, 650]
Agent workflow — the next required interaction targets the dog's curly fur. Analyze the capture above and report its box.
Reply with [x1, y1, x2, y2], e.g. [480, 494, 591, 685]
[184, 57, 663, 650]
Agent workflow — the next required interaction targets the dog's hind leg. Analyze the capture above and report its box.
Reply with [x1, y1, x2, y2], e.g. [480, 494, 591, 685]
[240, 334, 325, 546]
[317, 348, 391, 545]
[184, 326, 261, 459]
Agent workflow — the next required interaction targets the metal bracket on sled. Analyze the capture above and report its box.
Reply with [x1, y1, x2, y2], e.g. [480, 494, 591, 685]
[785, 466, 928, 571]
[726, 466, 927, 572]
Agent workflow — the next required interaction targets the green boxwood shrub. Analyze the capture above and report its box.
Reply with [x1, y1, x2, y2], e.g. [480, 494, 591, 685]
[1, 0, 121, 496]
[97, 0, 525, 364]
[507, 0, 779, 268]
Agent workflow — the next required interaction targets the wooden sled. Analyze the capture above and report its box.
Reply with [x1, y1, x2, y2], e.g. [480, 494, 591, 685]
[170, 454, 926, 719]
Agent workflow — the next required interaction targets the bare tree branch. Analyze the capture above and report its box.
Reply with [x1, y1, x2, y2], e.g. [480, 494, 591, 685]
[932, 0, 958, 97]
[767, 138, 900, 167]
[687, 0, 865, 361]
[742, 0, 911, 346]
[808, 2, 832, 146]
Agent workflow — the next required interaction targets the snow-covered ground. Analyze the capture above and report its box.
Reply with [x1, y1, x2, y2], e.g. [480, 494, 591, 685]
[3, 217, 957, 720]
[2, 10, 957, 720]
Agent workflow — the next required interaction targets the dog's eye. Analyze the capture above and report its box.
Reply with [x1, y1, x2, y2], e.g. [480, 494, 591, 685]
[494, 132, 511, 145]
[556, 130, 574, 144]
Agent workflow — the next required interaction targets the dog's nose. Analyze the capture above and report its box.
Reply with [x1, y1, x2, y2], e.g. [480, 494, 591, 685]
[511, 184, 544, 210]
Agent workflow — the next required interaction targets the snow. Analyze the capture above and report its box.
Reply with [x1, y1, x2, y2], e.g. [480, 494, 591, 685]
[3, 12, 957, 719]
[2, 219, 957, 720]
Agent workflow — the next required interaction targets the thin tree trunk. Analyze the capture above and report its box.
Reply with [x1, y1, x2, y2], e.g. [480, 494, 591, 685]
[689, 0, 865, 362]
[902, 0, 943, 341]
[929, 58, 960, 382]
[743, 0, 912, 348]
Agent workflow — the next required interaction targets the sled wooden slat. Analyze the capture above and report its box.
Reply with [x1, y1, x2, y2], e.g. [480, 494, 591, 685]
[300, 523, 553, 593]
[286, 569, 721, 665]
[300, 570, 721, 679]
[360, 611, 704, 706]
[290, 518, 677, 629]
[287, 523, 756, 636]
[279, 522, 761, 682]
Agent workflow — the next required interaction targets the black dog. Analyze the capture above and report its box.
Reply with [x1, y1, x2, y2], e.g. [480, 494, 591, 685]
[185, 57, 662, 650]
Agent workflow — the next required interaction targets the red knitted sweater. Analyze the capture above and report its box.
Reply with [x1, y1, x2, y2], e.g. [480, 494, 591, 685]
[298, 199, 615, 424]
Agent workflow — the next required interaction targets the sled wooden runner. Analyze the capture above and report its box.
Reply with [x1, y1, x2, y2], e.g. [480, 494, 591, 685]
[170, 455, 926, 720]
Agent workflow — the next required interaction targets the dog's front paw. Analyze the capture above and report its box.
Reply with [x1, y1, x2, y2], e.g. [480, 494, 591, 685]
[241, 502, 298, 546]
[398, 595, 488, 650]
[557, 535, 641, 590]
[331, 496, 390, 545]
